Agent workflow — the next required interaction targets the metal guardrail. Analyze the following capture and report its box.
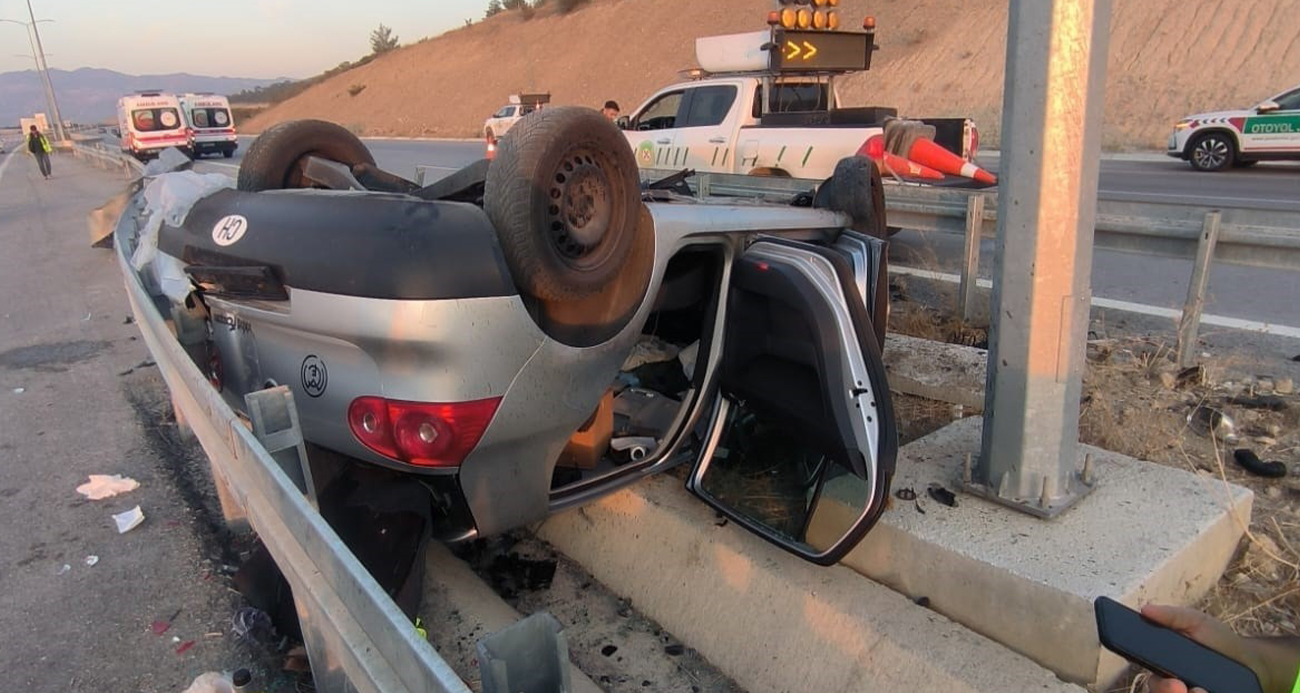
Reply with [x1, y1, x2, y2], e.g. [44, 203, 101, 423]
[70, 141, 144, 177]
[113, 194, 471, 693]
[639, 168, 1300, 273]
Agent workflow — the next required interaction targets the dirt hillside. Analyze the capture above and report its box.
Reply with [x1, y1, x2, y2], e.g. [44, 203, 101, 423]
[246, 0, 1300, 149]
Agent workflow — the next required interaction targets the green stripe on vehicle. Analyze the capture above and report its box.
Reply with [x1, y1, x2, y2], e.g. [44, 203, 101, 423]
[802, 147, 813, 167]
[1243, 115, 1300, 134]
[683, 147, 689, 164]
[711, 148, 719, 166]
[777, 145, 787, 163]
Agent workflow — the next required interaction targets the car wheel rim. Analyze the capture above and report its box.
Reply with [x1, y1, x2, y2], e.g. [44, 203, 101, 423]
[547, 148, 619, 270]
[1193, 138, 1227, 169]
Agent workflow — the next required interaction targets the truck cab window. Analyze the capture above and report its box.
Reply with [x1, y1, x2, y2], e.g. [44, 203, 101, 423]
[494, 106, 514, 118]
[680, 85, 737, 128]
[752, 83, 832, 117]
[633, 91, 684, 131]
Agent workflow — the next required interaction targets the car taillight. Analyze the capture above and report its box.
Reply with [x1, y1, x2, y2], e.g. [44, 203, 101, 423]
[347, 396, 502, 468]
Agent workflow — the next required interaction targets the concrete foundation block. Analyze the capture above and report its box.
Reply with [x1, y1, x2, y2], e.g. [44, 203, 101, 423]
[883, 333, 987, 410]
[538, 474, 1085, 693]
[840, 416, 1252, 688]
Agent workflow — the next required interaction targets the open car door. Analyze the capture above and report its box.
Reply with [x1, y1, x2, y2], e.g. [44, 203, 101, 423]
[688, 236, 897, 565]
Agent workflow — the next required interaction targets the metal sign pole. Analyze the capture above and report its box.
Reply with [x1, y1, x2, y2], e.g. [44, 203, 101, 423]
[966, 0, 1112, 517]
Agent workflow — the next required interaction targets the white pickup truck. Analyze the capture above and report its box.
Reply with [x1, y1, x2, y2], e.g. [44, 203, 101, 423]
[620, 29, 984, 185]
[483, 93, 550, 143]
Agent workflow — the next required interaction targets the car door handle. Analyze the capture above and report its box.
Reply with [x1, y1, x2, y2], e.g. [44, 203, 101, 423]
[656, 138, 672, 145]
[709, 137, 727, 144]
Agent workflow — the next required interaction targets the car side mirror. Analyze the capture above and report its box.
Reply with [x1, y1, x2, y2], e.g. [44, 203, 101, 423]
[615, 115, 630, 130]
[1257, 100, 1280, 113]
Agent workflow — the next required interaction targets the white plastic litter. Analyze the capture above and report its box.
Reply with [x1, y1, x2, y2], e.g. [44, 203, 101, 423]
[76, 474, 140, 500]
[84, 555, 99, 567]
[113, 505, 145, 534]
[56, 564, 71, 576]
[181, 671, 234, 693]
[11, 387, 23, 394]
[129, 171, 234, 302]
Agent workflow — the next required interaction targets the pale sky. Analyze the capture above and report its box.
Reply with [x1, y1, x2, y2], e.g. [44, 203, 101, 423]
[0, 0, 492, 78]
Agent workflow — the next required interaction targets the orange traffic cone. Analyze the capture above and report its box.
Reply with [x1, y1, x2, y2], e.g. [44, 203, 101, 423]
[904, 137, 996, 184]
[857, 135, 944, 179]
[485, 135, 497, 161]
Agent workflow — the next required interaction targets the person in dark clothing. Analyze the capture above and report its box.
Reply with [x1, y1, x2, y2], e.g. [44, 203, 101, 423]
[27, 125, 52, 179]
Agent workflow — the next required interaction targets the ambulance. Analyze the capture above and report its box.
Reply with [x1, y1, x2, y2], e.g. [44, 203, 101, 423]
[117, 92, 189, 161]
[179, 92, 238, 159]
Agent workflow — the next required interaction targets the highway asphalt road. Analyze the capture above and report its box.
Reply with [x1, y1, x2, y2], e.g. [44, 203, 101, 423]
[191, 135, 1300, 337]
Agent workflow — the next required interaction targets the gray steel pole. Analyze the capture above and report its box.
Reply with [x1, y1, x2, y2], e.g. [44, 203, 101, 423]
[26, 0, 66, 142]
[965, 0, 1112, 518]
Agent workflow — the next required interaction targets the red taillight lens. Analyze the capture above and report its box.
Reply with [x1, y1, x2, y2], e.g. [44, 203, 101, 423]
[348, 396, 501, 468]
[969, 127, 980, 160]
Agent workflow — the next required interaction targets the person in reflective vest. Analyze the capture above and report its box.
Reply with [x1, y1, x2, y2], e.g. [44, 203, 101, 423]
[27, 125, 52, 179]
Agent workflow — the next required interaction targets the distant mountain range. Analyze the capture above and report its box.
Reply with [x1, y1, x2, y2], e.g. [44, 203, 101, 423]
[0, 68, 292, 125]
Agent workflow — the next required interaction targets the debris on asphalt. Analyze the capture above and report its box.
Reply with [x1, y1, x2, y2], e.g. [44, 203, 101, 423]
[11, 387, 22, 394]
[231, 607, 275, 645]
[113, 505, 145, 533]
[175, 640, 195, 655]
[895, 487, 917, 501]
[1187, 405, 1234, 438]
[151, 620, 172, 635]
[664, 644, 685, 656]
[1233, 449, 1288, 479]
[601, 644, 619, 657]
[84, 555, 99, 567]
[122, 316, 134, 325]
[77, 473, 140, 500]
[1228, 395, 1289, 412]
[181, 671, 233, 693]
[117, 358, 157, 376]
[1276, 377, 1295, 395]
[927, 485, 958, 508]
[56, 564, 70, 576]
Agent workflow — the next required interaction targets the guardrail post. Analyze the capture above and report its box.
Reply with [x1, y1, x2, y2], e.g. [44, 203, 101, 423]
[965, 0, 1111, 518]
[245, 386, 319, 510]
[698, 172, 712, 197]
[957, 194, 985, 322]
[1176, 211, 1222, 367]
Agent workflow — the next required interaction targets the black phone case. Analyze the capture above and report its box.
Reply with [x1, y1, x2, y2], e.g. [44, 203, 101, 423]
[1094, 597, 1263, 693]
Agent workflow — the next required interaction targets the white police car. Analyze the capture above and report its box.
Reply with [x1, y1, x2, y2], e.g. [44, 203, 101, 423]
[1168, 84, 1300, 171]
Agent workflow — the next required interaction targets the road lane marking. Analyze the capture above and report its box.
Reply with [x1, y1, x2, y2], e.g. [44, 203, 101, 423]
[0, 148, 18, 183]
[203, 162, 239, 170]
[891, 265, 1300, 340]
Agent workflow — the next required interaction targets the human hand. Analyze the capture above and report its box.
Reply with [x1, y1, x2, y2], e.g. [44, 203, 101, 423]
[1138, 604, 1300, 693]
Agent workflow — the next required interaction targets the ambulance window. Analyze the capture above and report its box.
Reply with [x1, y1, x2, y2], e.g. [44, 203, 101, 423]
[680, 85, 737, 128]
[1274, 88, 1300, 111]
[213, 110, 230, 126]
[132, 110, 156, 131]
[634, 91, 684, 131]
[192, 109, 210, 128]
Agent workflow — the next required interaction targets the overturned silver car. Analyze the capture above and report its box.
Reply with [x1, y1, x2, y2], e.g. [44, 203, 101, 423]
[125, 108, 898, 564]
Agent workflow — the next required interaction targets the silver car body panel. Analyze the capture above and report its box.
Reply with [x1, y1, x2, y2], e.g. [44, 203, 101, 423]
[205, 197, 856, 537]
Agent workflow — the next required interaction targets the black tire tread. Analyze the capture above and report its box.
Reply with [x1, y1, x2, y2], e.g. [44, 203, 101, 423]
[237, 119, 375, 192]
[484, 107, 639, 301]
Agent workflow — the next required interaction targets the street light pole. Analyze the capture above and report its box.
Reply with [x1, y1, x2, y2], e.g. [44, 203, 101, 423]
[26, 0, 66, 141]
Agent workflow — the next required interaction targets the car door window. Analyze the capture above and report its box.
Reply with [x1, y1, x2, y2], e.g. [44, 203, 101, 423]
[633, 91, 684, 131]
[1274, 88, 1300, 111]
[689, 239, 897, 565]
[494, 106, 514, 118]
[679, 85, 737, 128]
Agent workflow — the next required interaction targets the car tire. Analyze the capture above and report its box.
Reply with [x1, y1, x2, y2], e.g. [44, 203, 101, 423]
[1188, 132, 1235, 172]
[223, 149, 234, 159]
[814, 156, 888, 239]
[237, 119, 375, 192]
[484, 106, 641, 301]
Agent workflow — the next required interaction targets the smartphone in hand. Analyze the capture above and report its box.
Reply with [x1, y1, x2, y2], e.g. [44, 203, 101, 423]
[1094, 597, 1263, 693]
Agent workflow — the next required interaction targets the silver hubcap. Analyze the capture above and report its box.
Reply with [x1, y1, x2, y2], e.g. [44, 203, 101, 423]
[1193, 138, 1228, 169]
